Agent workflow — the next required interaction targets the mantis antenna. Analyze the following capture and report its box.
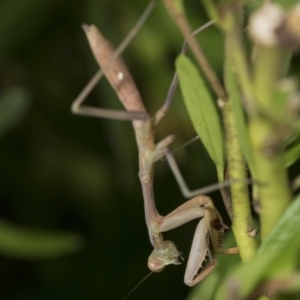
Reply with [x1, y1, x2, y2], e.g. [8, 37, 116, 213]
[122, 272, 153, 300]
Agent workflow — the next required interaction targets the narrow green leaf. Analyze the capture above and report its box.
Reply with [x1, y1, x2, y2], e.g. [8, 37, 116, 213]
[0, 218, 83, 260]
[224, 61, 255, 174]
[176, 54, 224, 180]
[216, 193, 300, 299]
[258, 193, 300, 255]
[285, 138, 300, 167]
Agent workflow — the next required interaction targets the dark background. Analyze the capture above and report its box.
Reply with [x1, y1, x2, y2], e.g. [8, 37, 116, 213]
[1, 0, 298, 300]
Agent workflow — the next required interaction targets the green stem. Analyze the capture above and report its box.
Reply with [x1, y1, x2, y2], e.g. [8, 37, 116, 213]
[221, 3, 258, 263]
[250, 44, 292, 240]
[200, 0, 256, 115]
[222, 100, 258, 262]
[253, 46, 289, 115]
[249, 118, 292, 239]
[223, 13, 256, 115]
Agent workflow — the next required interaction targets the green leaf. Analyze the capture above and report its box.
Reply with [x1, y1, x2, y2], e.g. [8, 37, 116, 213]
[215, 193, 300, 299]
[0, 86, 31, 137]
[224, 61, 255, 175]
[285, 137, 300, 167]
[0, 218, 83, 260]
[246, 0, 299, 11]
[175, 54, 224, 180]
[258, 194, 300, 256]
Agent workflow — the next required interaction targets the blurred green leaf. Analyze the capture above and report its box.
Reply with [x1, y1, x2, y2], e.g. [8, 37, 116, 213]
[215, 193, 300, 299]
[0, 85, 31, 137]
[224, 61, 254, 175]
[246, 0, 299, 11]
[274, 0, 300, 9]
[175, 54, 224, 180]
[274, 86, 291, 123]
[0, 218, 83, 259]
[188, 272, 220, 300]
[285, 137, 300, 167]
[292, 174, 300, 191]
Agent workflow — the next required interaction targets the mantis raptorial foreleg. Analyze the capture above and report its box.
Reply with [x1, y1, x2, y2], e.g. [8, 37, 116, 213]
[148, 195, 238, 286]
[72, 0, 238, 286]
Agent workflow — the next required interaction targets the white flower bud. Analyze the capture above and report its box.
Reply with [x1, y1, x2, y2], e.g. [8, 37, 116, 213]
[249, 4, 285, 46]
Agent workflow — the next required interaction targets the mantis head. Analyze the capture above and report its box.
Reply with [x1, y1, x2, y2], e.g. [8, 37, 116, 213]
[148, 240, 182, 272]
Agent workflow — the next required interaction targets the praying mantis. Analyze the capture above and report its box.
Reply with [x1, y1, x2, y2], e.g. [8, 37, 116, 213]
[72, 0, 238, 287]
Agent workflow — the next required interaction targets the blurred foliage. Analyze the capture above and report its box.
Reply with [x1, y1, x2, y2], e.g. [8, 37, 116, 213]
[215, 193, 300, 299]
[0, 86, 31, 137]
[0, 218, 82, 259]
[1, 0, 299, 300]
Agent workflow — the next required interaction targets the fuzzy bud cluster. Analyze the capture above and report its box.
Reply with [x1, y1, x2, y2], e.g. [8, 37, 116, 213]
[249, 4, 300, 51]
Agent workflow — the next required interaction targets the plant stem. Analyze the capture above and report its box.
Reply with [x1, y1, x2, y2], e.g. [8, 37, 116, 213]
[249, 119, 292, 239]
[253, 46, 289, 115]
[222, 100, 258, 262]
[250, 44, 292, 239]
[220, 4, 258, 263]
[223, 12, 256, 115]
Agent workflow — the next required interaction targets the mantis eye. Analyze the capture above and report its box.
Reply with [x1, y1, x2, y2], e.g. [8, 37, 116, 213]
[148, 257, 166, 272]
[148, 240, 182, 272]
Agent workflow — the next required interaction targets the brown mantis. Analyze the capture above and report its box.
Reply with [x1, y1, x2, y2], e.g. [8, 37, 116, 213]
[72, 0, 238, 286]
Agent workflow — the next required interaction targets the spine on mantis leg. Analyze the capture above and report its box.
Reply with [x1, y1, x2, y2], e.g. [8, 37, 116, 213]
[82, 24, 148, 128]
